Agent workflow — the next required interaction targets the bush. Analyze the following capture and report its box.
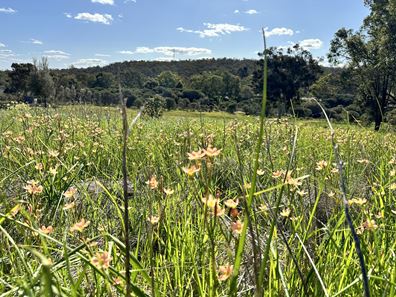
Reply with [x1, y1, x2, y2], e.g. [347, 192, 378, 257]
[294, 106, 313, 118]
[386, 109, 396, 126]
[142, 96, 165, 118]
[302, 101, 323, 118]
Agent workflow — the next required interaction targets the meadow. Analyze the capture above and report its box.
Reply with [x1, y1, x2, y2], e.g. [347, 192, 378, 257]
[0, 104, 396, 296]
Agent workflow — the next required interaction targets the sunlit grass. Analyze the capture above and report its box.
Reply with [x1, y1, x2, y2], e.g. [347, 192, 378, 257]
[0, 103, 396, 296]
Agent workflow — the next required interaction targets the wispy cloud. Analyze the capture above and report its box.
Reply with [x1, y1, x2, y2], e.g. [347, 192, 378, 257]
[74, 13, 113, 25]
[119, 46, 212, 56]
[177, 23, 248, 38]
[299, 39, 323, 50]
[64, 12, 72, 18]
[31, 38, 43, 45]
[264, 27, 294, 37]
[0, 49, 16, 59]
[91, 0, 114, 5]
[0, 7, 17, 14]
[245, 9, 258, 15]
[71, 58, 107, 68]
[0, 43, 5, 48]
[95, 53, 111, 57]
[44, 50, 71, 60]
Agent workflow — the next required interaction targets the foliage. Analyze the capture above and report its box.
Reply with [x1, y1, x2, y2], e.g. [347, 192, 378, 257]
[328, 0, 396, 130]
[142, 95, 165, 118]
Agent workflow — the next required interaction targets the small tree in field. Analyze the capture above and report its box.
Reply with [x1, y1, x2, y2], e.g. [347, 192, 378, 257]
[142, 95, 165, 118]
[30, 57, 55, 106]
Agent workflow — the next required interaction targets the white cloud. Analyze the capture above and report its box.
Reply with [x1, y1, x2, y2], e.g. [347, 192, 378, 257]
[0, 43, 5, 48]
[245, 9, 258, 14]
[177, 23, 248, 38]
[64, 12, 72, 18]
[264, 27, 294, 37]
[299, 38, 323, 50]
[120, 46, 212, 57]
[44, 50, 70, 60]
[91, 0, 114, 5]
[0, 49, 15, 59]
[0, 8, 17, 14]
[44, 50, 70, 55]
[95, 53, 111, 57]
[31, 39, 43, 45]
[74, 13, 113, 25]
[124, 0, 136, 3]
[234, 10, 240, 14]
[71, 58, 107, 68]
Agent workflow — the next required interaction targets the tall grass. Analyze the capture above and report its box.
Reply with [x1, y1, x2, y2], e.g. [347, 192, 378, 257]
[0, 102, 395, 296]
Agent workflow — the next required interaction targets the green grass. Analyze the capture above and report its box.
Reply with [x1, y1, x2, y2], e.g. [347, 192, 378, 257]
[0, 104, 396, 296]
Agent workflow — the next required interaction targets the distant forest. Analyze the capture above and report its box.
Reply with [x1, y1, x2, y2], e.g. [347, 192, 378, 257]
[0, 52, 357, 120]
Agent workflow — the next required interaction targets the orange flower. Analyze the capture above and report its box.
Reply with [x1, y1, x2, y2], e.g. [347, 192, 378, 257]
[182, 165, 200, 177]
[203, 146, 221, 158]
[40, 225, 54, 234]
[224, 199, 238, 209]
[218, 264, 233, 281]
[187, 149, 205, 161]
[91, 251, 112, 270]
[70, 218, 90, 232]
[24, 180, 43, 195]
[147, 215, 160, 225]
[63, 187, 77, 199]
[146, 176, 158, 190]
[231, 220, 243, 234]
[163, 188, 174, 195]
[63, 201, 75, 210]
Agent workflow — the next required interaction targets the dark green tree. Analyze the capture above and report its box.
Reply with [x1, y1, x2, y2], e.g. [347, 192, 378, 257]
[328, 0, 396, 130]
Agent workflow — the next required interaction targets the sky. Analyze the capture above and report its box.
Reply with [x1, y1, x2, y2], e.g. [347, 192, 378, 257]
[0, 0, 369, 70]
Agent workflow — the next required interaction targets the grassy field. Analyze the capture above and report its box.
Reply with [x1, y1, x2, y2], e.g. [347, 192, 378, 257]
[0, 104, 396, 296]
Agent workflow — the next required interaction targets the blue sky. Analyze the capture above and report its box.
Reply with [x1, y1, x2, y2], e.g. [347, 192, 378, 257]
[0, 0, 369, 69]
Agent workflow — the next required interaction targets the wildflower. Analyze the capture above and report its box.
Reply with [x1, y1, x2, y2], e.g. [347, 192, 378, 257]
[224, 199, 238, 209]
[91, 252, 112, 270]
[49, 167, 58, 176]
[182, 165, 200, 177]
[390, 183, 396, 190]
[201, 194, 219, 209]
[357, 159, 370, 164]
[113, 278, 122, 286]
[203, 146, 221, 158]
[24, 180, 43, 195]
[243, 183, 251, 190]
[316, 160, 328, 171]
[63, 201, 75, 210]
[147, 215, 160, 225]
[296, 190, 307, 197]
[390, 170, 396, 177]
[218, 264, 233, 281]
[328, 191, 336, 198]
[331, 167, 339, 174]
[389, 158, 396, 165]
[213, 206, 225, 217]
[348, 198, 367, 206]
[48, 150, 59, 158]
[363, 218, 378, 231]
[259, 204, 268, 214]
[187, 149, 205, 160]
[164, 188, 174, 195]
[146, 176, 158, 190]
[231, 220, 243, 234]
[35, 163, 43, 171]
[280, 208, 291, 218]
[40, 225, 54, 234]
[63, 187, 77, 199]
[256, 169, 265, 176]
[70, 218, 90, 232]
[272, 170, 283, 179]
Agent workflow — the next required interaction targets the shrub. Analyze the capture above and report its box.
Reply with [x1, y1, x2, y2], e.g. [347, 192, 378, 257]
[142, 95, 165, 118]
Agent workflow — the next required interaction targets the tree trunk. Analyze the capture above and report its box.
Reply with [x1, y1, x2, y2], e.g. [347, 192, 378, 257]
[374, 111, 382, 131]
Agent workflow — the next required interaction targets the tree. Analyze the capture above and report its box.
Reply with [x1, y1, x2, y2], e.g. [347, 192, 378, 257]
[253, 45, 322, 117]
[6, 63, 35, 95]
[29, 57, 55, 106]
[328, 0, 396, 130]
[157, 71, 181, 88]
